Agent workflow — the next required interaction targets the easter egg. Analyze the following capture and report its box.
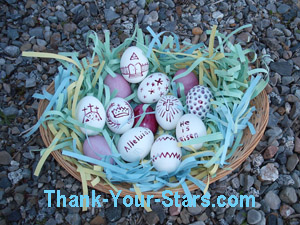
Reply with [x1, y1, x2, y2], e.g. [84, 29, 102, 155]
[173, 69, 198, 97]
[120, 46, 149, 83]
[117, 127, 154, 162]
[104, 73, 132, 98]
[186, 85, 212, 120]
[176, 114, 207, 151]
[83, 135, 113, 163]
[137, 72, 170, 104]
[106, 97, 134, 134]
[151, 134, 182, 173]
[155, 95, 183, 130]
[133, 104, 158, 134]
[75, 96, 106, 135]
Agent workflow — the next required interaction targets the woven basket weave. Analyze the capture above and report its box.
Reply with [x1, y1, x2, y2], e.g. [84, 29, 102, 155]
[38, 81, 269, 198]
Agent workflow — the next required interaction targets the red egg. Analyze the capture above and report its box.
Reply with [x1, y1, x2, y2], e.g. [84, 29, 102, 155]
[104, 73, 132, 98]
[133, 104, 158, 134]
[174, 69, 198, 97]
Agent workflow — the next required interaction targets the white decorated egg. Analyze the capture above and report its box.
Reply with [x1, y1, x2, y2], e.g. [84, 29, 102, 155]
[151, 134, 182, 173]
[117, 127, 154, 162]
[120, 46, 149, 83]
[155, 95, 183, 130]
[186, 85, 212, 119]
[137, 72, 170, 104]
[106, 97, 134, 134]
[176, 114, 207, 151]
[75, 96, 106, 135]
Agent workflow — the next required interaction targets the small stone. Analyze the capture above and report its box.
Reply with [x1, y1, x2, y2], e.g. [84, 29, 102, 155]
[106, 204, 122, 222]
[180, 208, 190, 224]
[7, 210, 22, 222]
[192, 27, 203, 35]
[8, 169, 23, 185]
[292, 57, 300, 67]
[0, 151, 12, 165]
[169, 201, 182, 216]
[137, 0, 146, 8]
[259, 163, 279, 182]
[25, 77, 36, 88]
[3, 106, 18, 116]
[294, 137, 300, 153]
[235, 210, 246, 225]
[280, 204, 295, 218]
[164, 21, 176, 32]
[50, 33, 61, 50]
[149, 11, 158, 22]
[145, 211, 159, 225]
[247, 209, 262, 224]
[277, 175, 295, 186]
[292, 203, 300, 213]
[55, 11, 68, 22]
[90, 215, 106, 225]
[152, 203, 166, 224]
[245, 175, 255, 191]
[37, 39, 47, 47]
[0, 177, 11, 189]
[11, 127, 20, 135]
[270, 61, 293, 76]
[283, 51, 292, 60]
[66, 214, 81, 225]
[212, 11, 224, 19]
[286, 154, 299, 171]
[21, 42, 32, 51]
[231, 177, 240, 189]
[286, 94, 299, 103]
[252, 154, 264, 167]
[89, 3, 98, 17]
[264, 146, 278, 159]
[29, 27, 44, 38]
[14, 193, 24, 205]
[264, 38, 281, 51]
[104, 9, 120, 23]
[4, 45, 20, 58]
[277, 4, 291, 14]
[292, 173, 300, 188]
[187, 204, 204, 215]
[200, 32, 207, 42]
[63, 23, 77, 35]
[73, 5, 88, 24]
[236, 32, 251, 45]
[290, 101, 300, 120]
[45, 218, 57, 225]
[264, 191, 281, 210]
[280, 187, 298, 204]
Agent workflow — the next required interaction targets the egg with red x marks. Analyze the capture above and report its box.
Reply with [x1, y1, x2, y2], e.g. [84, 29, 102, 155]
[137, 72, 170, 104]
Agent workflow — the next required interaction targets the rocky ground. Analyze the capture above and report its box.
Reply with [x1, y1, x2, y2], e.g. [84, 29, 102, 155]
[1, 0, 300, 224]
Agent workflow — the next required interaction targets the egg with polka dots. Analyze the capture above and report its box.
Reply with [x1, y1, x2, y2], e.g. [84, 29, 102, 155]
[186, 85, 212, 119]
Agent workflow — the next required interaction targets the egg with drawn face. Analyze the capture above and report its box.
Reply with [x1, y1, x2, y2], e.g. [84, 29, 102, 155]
[120, 46, 149, 83]
[137, 72, 170, 104]
[75, 96, 106, 135]
[106, 97, 134, 134]
[155, 95, 183, 130]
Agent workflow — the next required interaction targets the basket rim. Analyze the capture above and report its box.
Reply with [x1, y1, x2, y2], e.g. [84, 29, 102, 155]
[37, 81, 269, 198]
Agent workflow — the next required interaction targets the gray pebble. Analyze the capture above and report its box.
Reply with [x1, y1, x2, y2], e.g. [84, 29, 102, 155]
[264, 191, 281, 210]
[4, 45, 20, 57]
[280, 186, 298, 204]
[247, 209, 261, 224]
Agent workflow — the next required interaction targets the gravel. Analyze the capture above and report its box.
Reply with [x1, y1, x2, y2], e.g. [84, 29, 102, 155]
[1, 0, 300, 224]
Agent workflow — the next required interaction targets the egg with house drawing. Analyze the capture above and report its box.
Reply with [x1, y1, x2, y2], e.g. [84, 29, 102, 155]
[137, 72, 170, 104]
[151, 134, 182, 173]
[106, 97, 134, 134]
[120, 46, 149, 83]
[75, 96, 106, 135]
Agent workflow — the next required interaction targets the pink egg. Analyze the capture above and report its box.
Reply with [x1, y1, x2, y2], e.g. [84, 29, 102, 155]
[133, 104, 158, 134]
[174, 69, 198, 97]
[104, 73, 132, 98]
[83, 135, 113, 163]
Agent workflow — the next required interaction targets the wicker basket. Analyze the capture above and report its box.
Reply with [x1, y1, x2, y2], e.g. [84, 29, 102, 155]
[37, 81, 269, 198]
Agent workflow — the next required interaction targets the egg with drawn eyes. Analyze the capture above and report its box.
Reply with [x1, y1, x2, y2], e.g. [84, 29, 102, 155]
[186, 85, 213, 120]
[106, 97, 134, 134]
[120, 46, 149, 83]
[75, 96, 106, 135]
[155, 95, 183, 130]
[137, 72, 170, 104]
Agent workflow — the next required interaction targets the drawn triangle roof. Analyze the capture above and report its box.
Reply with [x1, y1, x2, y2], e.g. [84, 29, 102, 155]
[130, 52, 139, 60]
